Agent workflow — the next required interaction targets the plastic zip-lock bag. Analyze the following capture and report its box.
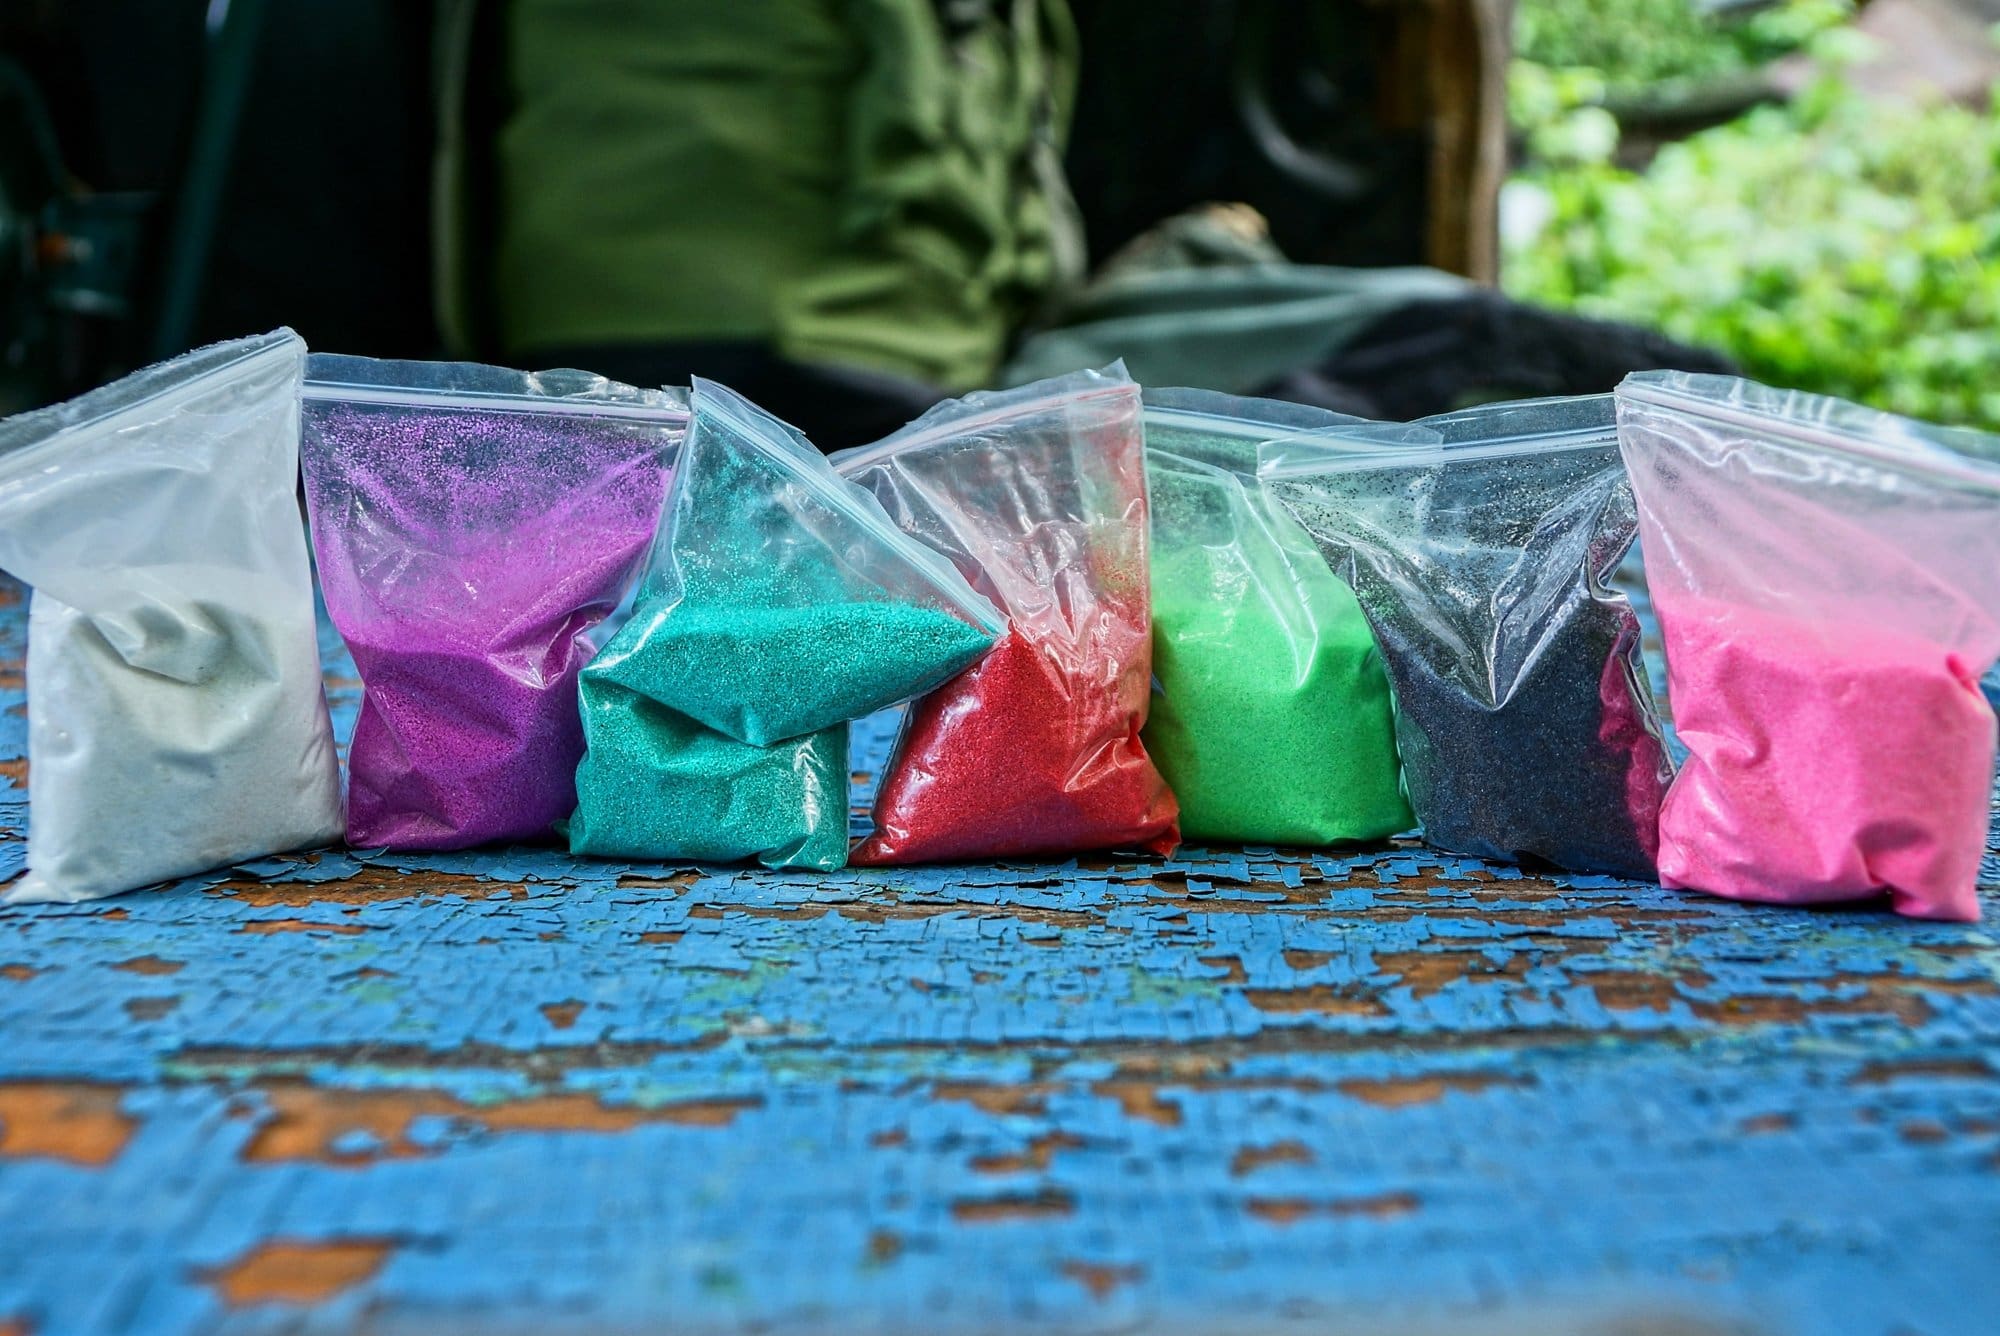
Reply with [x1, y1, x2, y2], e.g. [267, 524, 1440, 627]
[569, 379, 999, 870]
[1264, 395, 1672, 878]
[1617, 371, 2000, 921]
[834, 365, 1180, 864]
[0, 330, 343, 904]
[300, 355, 683, 850]
[582, 377, 1001, 747]
[1143, 389, 1410, 846]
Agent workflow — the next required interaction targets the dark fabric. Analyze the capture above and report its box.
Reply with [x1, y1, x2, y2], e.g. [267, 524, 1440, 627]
[3, 0, 436, 364]
[197, 0, 434, 356]
[1272, 289, 1740, 421]
[1063, 0, 1429, 269]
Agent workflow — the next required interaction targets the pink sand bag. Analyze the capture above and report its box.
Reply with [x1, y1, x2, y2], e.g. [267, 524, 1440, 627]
[1616, 371, 2000, 921]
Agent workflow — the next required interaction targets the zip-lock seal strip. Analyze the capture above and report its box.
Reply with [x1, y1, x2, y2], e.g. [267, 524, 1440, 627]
[301, 380, 690, 425]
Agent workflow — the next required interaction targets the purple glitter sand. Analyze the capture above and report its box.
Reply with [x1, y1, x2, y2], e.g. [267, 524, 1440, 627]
[302, 396, 674, 850]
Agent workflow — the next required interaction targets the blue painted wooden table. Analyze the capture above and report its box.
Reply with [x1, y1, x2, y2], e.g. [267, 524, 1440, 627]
[1, 571, 1997, 1336]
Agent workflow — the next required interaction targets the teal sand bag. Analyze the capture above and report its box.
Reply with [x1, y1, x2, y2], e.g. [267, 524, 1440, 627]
[570, 378, 1002, 869]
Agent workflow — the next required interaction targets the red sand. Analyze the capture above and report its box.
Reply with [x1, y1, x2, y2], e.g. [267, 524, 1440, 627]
[851, 627, 1179, 865]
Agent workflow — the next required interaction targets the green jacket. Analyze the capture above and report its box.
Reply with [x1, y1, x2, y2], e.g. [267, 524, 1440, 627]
[435, 0, 1084, 391]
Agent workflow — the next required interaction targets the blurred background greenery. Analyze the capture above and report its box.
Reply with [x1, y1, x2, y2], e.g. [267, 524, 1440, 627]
[1505, 0, 2000, 429]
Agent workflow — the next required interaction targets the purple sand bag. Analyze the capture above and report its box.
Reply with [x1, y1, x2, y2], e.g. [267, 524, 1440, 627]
[300, 355, 684, 850]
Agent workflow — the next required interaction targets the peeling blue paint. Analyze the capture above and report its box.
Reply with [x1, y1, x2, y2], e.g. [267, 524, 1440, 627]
[0, 575, 1995, 1335]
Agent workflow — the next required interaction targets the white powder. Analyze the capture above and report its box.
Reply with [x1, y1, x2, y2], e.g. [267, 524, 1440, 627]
[0, 330, 344, 904]
[13, 569, 343, 903]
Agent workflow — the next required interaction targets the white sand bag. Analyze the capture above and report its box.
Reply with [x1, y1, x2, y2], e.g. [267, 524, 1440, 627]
[0, 330, 342, 904]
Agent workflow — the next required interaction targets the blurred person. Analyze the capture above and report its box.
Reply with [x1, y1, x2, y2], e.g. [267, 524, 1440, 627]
[441, 0, 1729, 445]
[435, 0, 1083, 447]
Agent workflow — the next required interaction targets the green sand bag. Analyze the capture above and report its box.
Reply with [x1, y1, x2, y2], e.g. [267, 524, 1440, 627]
[1142, 389, 1411, 846]
[572, 378, 1000, 867]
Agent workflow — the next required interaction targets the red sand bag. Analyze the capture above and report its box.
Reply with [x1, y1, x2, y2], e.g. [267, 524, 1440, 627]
[832, 366, 1179, 863]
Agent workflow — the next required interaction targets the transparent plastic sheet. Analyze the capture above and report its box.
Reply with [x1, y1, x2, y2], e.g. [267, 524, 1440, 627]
[583, 378, 1001, 747]
[1141, 389, 1411, 846]
[1616, 371, 2000, 921]
[1264, 395, 1672, 878]
[0, 330, 343, 904]
[569, 379, 1000, 869]
[299, 355, 683, 851]
[833, 365, 1180, 863]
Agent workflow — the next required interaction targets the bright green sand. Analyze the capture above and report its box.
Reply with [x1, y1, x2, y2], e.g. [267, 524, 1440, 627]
[1143, 456, 1411, 846]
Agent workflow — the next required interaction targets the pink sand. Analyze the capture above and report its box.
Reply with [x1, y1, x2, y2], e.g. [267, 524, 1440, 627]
[1655, 594, 1995, 921]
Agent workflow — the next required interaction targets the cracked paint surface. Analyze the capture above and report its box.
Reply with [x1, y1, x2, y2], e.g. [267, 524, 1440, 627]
[0, 575, 1997, 1335]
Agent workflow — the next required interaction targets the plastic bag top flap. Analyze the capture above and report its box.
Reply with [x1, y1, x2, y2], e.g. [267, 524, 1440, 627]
[1619, 371, 2000, 492]
[1261, 392, 1639, 605]
[1616, 371, 2000, 658]
[299, 352, 678, 652]
[666, 377, 1003, 635]
[1261, 394, 1615, 477]
[0, 329, 305, 611]
[834, 364, 1136, 472]
[0, 329, 300, 477]
[828, 365, 1145, 621]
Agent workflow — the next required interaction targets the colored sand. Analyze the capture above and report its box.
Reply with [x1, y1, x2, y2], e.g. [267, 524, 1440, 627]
[568, 683, 848, 870]
[15, 571, 341, 905]
[1268, 412, 1672, 879]
[853, 628, 1180, 863]
[594, 600, 994, 748]
[1143, 460, 1410, 846]
[838, 369, 1178, 865]
[1365, 594, 1668, 878]
[643, 377, 1000, 748]
[1655, 595, 1995, 921]
[303, 400, 670, 850]
[0, 331, 343, 906]
[336, 644, 594, 849]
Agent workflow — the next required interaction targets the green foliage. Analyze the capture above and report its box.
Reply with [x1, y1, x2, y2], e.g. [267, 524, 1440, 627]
[1515, 0, 1852, 95]
[1516, 0, 1743, 92]
[1506, 8, 2000, 431]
